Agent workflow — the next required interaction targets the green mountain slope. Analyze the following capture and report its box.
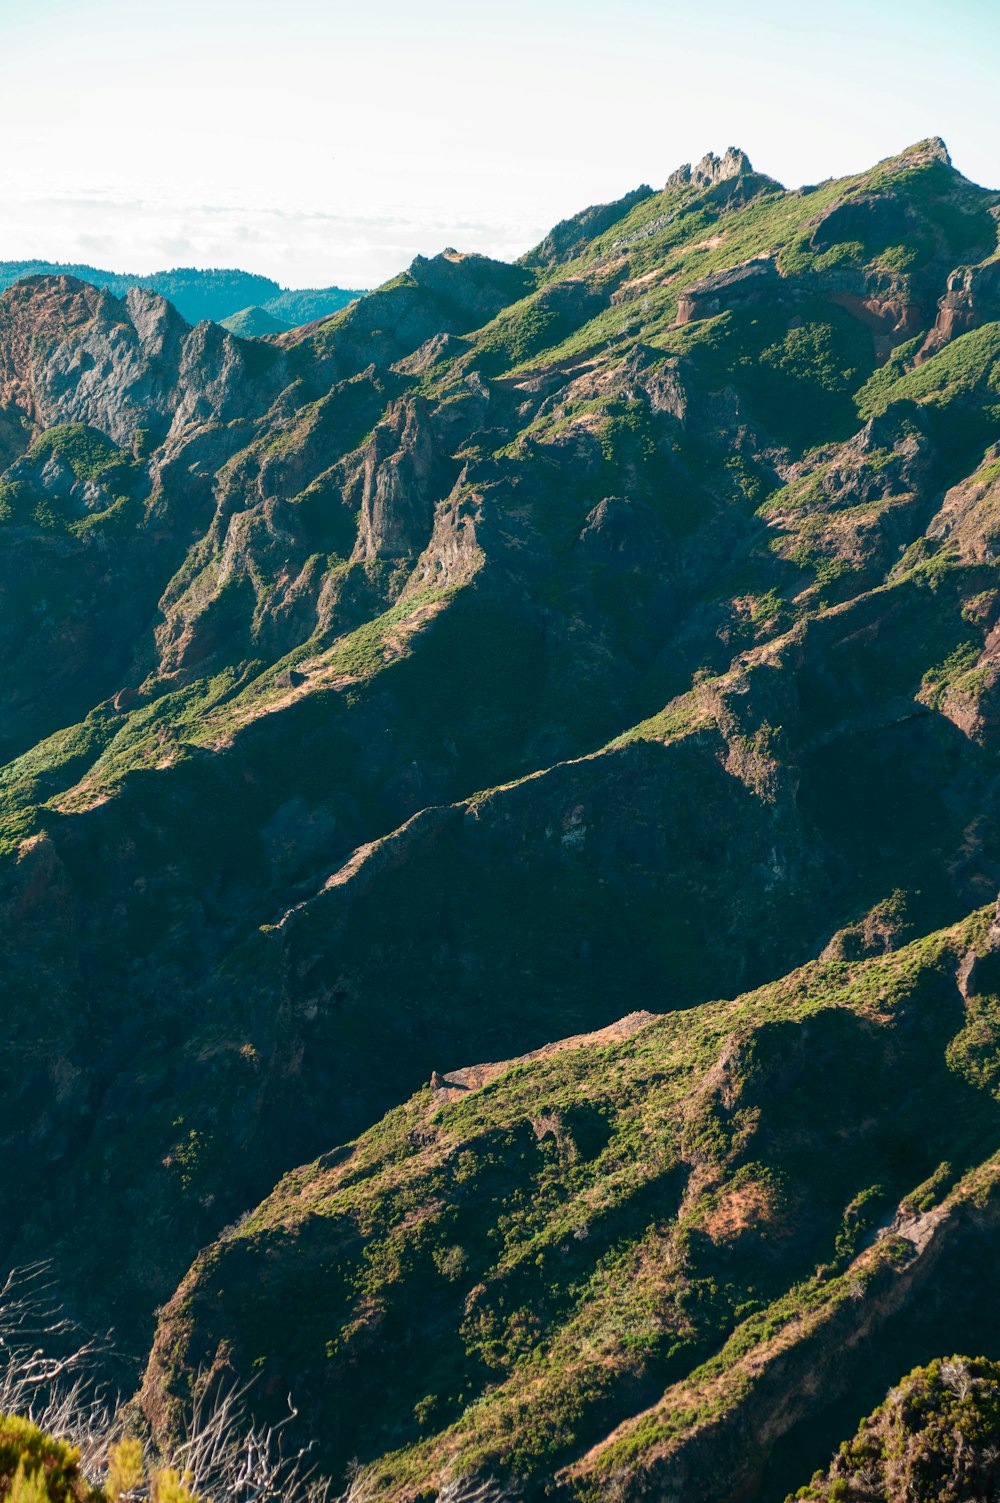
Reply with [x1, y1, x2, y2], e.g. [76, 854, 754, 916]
[0, 137, 999, 1494]
[219, 304, 296, 337]
[142, 909, 1000, 1502]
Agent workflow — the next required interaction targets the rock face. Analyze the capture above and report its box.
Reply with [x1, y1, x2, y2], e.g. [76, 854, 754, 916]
[1, 137, 1000, 1498]
[349, 396, 450, 562]
[918, 250, 1000, 360]
[667, 146, 755, 190]
[0, 277, 275, 453]
[675, 255, 779, 324]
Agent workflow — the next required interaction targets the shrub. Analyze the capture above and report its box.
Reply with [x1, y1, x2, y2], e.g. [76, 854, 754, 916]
[0, 1415, 94, 1503]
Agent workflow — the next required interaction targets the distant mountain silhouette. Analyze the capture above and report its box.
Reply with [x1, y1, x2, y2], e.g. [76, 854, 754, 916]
[0, 259, 363, 329]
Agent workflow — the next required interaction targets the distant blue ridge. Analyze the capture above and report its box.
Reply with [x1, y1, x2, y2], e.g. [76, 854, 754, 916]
[0, 260, 365, 330]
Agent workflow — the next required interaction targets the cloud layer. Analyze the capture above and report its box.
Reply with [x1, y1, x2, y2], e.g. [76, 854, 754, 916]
[4, 184, 552, 290]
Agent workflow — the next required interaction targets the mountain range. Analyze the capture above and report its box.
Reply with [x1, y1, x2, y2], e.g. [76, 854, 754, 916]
[2, 135, 1000, 1501]
[0, 262, 364, 335]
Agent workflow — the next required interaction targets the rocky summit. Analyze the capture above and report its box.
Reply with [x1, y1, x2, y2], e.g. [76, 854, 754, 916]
[3, 137, 1000, 1501]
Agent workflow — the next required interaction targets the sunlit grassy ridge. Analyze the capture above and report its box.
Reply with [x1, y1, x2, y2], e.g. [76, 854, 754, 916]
[152, 910, 1000, 1498]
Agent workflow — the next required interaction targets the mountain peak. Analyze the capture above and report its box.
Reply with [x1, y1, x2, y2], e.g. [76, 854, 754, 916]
[667, 145, 754, 190]
[883, 135, 953, 171]
[912, 134, 952, 164]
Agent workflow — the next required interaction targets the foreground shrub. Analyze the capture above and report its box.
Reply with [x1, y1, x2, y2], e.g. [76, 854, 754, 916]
[0, 1414, 96, 1503]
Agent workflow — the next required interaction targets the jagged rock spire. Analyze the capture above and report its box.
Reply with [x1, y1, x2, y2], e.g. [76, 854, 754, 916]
[916, 135, 952, 165]
[667, 146, 753, 191]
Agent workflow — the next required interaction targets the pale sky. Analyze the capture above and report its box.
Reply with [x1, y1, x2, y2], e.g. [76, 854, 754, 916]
[2, 0, 998, 290]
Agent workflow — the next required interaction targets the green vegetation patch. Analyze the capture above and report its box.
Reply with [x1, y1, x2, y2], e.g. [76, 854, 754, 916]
[792, 1355, 1000, 1502]
[859, 322, 1000, 420]
[29, 424, 135, 486]
[0, 1414, 95, 1503]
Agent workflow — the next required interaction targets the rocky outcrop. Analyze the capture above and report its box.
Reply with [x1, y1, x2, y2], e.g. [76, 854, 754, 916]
[348, 396, 456, 563]
[675, 255, 780, 324]
[917, 253, 1000, 361]
[0, 276, 287, 457]
[823, 406, 934, 508]
[925, 444, 1000, 562]
[906, 134, 953, 167]
[668, 146, 756, 191]
[824, 287, 926, 352]
[404, 471, 486, 592]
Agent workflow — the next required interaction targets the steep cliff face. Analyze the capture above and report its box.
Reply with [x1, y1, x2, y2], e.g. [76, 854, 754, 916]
[1, 138, 1000, 1490]
[0, 277, 269, 452]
